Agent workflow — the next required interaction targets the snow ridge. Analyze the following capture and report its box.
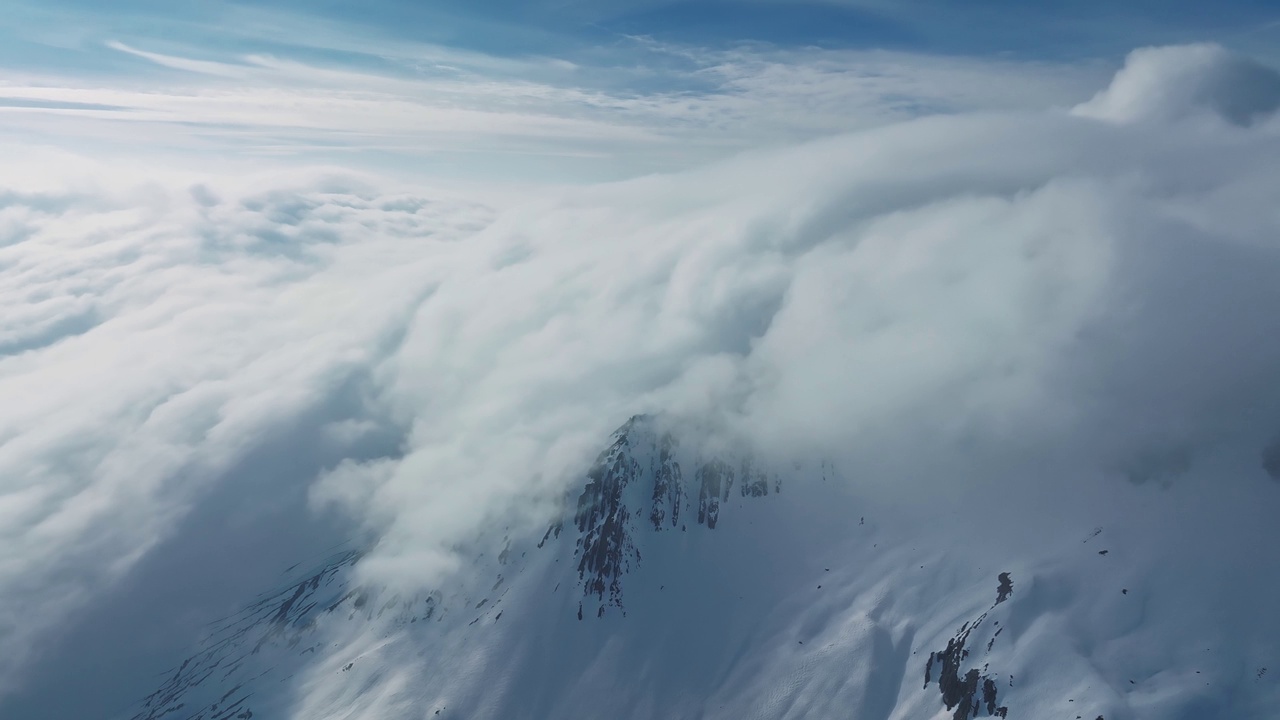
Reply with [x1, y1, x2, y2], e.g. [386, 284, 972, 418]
[119, 416, 1280, 720]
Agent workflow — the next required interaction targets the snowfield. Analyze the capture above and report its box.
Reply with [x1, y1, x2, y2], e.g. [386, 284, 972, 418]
[123, 416, 1280, 720]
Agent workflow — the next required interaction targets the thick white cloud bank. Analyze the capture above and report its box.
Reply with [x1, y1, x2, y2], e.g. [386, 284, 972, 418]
[1074, 43, 1280, 125]
[350, 42, 1280, 582]
[0, 160, 495, 703]
[2, 42, 1280, 716]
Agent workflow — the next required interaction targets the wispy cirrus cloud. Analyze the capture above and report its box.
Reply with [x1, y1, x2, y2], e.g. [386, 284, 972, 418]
[0, 30, 1107, 180]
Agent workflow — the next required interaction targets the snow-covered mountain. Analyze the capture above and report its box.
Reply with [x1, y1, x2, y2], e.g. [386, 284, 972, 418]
[119, 415, 1280, 720]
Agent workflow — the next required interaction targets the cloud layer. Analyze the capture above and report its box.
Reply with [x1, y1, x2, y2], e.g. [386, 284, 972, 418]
[1075, 42, 1280, 125]
[0, 163, 493, 701]
[2, 41, 1280, 715]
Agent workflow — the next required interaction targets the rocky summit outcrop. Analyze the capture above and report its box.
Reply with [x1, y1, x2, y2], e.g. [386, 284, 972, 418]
[567, 415, 780, 617]
[125, 416, 791, 720]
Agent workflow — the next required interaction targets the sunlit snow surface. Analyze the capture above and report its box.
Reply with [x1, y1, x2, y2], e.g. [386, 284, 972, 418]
[121, 417, 1280, 720]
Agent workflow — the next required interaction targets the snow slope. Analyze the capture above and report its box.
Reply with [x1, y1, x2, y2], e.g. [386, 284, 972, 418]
[118, 415, 1280, 720]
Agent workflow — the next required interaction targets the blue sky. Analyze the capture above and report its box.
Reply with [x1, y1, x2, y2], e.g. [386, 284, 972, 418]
[5, 0, 1274, 155]
[0, 1, 1113, 181]
[1, 1, 1278, 186]
[7, 0, 1280, 63]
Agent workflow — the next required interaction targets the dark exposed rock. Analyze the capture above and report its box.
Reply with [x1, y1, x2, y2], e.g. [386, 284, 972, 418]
[982, 679, 999, 714]
[649, 433, 684, 530]
[563, 415, 780, 615]
[537, 521, 562, 549]
[995, 574, 1013, 606]
[134, 416, 797, 715]
[925, 577, 1011, 720]
[696, 459, 731, 528]
[986, 627, 1003, 653]
[573, 427, 642, 612]
[739, 458, 770, 498]
[933, 627, 984, 720]
[131, 550, 362, 720]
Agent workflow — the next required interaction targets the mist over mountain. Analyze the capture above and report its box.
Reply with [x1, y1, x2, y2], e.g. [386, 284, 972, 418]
[113, 414, 1280, 719]
[2, 7, 1280, 718]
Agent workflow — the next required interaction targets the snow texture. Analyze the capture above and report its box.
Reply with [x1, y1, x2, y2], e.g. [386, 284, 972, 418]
[117, 417, 1280, 720]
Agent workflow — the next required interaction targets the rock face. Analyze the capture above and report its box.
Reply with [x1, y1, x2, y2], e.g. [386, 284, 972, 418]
[569, 416, 780, 617]
[574, 429, 642, 615]
[926, 613, 1008, 720]
[925, 576, 1014, 720]
[995, 573, 1014, 605]
[131, 550, 361, 720]
[127, 416, 791, 720]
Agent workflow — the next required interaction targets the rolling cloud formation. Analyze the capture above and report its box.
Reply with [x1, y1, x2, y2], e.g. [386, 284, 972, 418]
[2, 43, 1280, 713]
